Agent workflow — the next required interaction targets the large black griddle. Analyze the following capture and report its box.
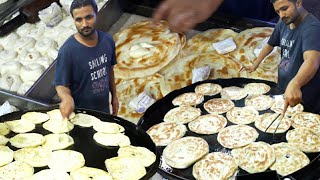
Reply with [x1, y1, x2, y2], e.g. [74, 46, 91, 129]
[0, 107, 160, 179]
[138, 78, 320, 180]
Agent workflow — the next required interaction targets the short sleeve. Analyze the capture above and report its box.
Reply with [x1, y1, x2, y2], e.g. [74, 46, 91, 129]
[302, 24, 320, 52]
[53, 48, 73, 86]
[268, 21, 281, 47]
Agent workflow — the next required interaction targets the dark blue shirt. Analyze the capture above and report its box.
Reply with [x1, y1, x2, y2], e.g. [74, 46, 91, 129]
[268, 14, 320, 113]
[53, 31, 117, 113]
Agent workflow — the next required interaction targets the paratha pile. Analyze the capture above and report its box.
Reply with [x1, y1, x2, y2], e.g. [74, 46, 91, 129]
[116, 73, 164, 124]
[113, 20, 183, 79]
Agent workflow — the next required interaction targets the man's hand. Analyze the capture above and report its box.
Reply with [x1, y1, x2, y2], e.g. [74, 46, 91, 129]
[283, 80, 302, 107]
[59, 96, 74, 119]
[153, 0, 224, 32]
[111, 96, 119, 116]
[240, 64, 258, 73]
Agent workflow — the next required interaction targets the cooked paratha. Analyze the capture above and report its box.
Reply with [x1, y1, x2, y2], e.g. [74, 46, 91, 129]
[181, 28, 238, 57]
[5, 119, 35, 133]
[244, 83, 271, 95]
[105, 156, 146, 180]
[116, 73, 164, 124]
[0, 123, 10, 136]
[217, 125, 259, 149]
[203, 98, 235, 114]
[229, 27, 275, 67]
[254, 113, 291, 133]
[231, 141, 275, 174]
[286, 127, 320, 153]
[163, 106, 201, 124]
[0, 135, 9, 145]
[245, 94, 274, 111]
[21, 112, 49, 124]
[42, 133, 74, 151]
[114, 20, 182, 79]
[93, 121, 125, 134]
[194, 83, 222, 96]
[172, 92, 204, 106]
[0, 146, 13, 167]
[192, 152, 238, 180]
[226, 106, 259, 125]
[117, 145, 156, 167]
[26, 169, 71, 180]
[70, 113, 101, 127]
[47, 150, 85, 172]
[159, 53, 243, 94]
[270, 143, 309, 176]
[10, 133, 45, 148]
[291, 112, 320, 135]
[188, 114, 227, 134]
[271, 96, 304, 117]
[163, 136, 209, 169]
[14, 146, 52, 167]
[70, 167, 112, 180]
[93, 132, 131, 147]
[244, 66, 279, 83]
[221, 86, 248, 100]
[0, 161, 34, 179]
[146, 122, 187, 146]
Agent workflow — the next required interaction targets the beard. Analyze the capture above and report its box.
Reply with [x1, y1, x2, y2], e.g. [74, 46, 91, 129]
[282, 11, 299, 25]
[78, 27, 96, 37]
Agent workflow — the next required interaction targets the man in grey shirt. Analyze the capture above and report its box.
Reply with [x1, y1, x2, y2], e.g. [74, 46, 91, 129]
[243, 0, 320, 113]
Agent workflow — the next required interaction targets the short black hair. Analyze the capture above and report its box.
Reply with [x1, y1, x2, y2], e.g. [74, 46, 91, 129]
[270, 0, 297, 3]
[70, 0, 98, 16]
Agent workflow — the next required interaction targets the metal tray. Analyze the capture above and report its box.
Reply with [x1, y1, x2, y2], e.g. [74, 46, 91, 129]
[0, 107, 160, 179]
[138, 78, 320, 180]
[0, 0, 32, 26]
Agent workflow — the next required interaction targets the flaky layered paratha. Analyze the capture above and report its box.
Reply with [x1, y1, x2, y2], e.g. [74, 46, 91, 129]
[226, 107, 259, 125]
[10, 133, 45, 148]
[255, 113, 291, 133]
[192, 152, 238, 180]
[0, 146, 13, 167]
[163, 136, 209, 169]
[221, 86, 248, 100]
[203, 98, 235, 114]
[217, 125, 259, 149]
[231, 141, 275, 174]
[172, 92, 204, 106]
[181, 28, 238, 57]
[244, 83, 271, 95]
[271, 97, 304, 117]
[245, 94, 274, 111]
[194, 83, 222, 96]
[42, 133, 74, 151]
[163, 106, 201, 124]
[188, 114, 227, 134]
[147, 122, 187, 146]
[243, 66, 279, 83]
[291, 112, 320, 135]
[21, 112, 49, 124]
[270, 143, 309, 176]
[159, 53, 243, 94]
[229, 27, 275, 67]
[114, 20, 183, 79]
[286, 127, 320, 153]
[5, 119, 35, 133]
[116, 73, 164, 124]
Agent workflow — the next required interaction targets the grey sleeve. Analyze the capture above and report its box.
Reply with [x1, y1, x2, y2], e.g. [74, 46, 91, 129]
[268, 22, 281, 47]
[302, 24, 320, 52]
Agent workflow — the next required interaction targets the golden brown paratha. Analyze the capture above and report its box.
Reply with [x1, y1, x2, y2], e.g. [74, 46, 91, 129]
[159, 53, 243, 94]
[113, 21, 183, 79]
[116, 73, 164, 124]
[181, 29, 238, 57]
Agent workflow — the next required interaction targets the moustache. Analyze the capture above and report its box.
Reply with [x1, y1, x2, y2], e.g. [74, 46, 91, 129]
[81, 27, 92, 31]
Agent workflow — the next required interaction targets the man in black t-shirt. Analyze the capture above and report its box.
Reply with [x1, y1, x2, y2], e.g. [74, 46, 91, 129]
[243, 0, 320, 113]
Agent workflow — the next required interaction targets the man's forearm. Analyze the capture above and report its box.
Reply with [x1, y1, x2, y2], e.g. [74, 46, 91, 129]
[290, 50, 320, 88]
[109, 66, 117, 96]
[254, 44, 274, 67]
[56, 85, 72, 101]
